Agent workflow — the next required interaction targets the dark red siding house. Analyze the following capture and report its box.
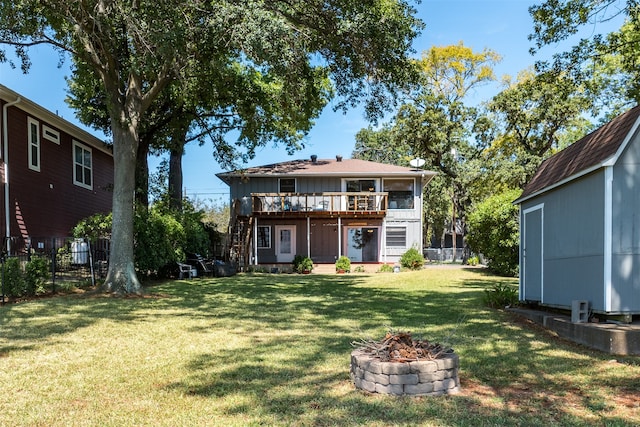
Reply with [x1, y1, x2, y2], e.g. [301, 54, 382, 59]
[0, 84, 113, 249]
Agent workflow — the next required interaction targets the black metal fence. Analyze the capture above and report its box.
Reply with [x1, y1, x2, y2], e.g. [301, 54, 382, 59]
[1, 236, 110, 302]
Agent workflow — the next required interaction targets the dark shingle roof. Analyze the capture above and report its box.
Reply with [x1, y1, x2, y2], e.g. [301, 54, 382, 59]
[517, 105, 640, 202]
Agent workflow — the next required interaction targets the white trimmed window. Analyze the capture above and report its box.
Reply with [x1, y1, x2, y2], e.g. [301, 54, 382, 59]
[42, 125, 60, 144]
[27, 117, 40, 172]
[386, 226, 407, 248]
[73, 141, 93, 190]
[257, 226, 271, 249]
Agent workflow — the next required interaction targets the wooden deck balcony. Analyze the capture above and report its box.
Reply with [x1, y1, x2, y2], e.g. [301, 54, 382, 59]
[251, 192, 388, 217]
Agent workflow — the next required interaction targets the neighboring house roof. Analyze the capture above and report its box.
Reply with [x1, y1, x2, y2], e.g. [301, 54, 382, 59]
[217, 157, 437, 185]
[0, 84, 112, 156]
[516, 105, 640, 204]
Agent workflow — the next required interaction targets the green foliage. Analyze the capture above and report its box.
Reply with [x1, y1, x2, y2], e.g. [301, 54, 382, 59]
[400, 247, 424, 270]
[467, 189, 520, 277]
[24, 256, 50, 296]
[378, 264, 395, 273]
[292, 255, 313, 273]
[134, 208, 186, 277]
[353, 265, 366, 273]
[482, 283, 519, 309]
[3, 257, 25, 297]
[335, 256, 351, 272]
[73, 212, 112, 242]
[467, 256, 479, 266]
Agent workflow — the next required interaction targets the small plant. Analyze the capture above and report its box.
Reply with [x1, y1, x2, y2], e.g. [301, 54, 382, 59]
[292, 255, 313, 273]
[335, 256, 351, 273]
[400, 247, 425, 270]
[25, 256, 50, 296]
[482, 283, 519, 308]
[3, 257, 25, 297]
[467, 256, 479, 266]
[378, 264, 394, 273]
[353, 265, 365, 273]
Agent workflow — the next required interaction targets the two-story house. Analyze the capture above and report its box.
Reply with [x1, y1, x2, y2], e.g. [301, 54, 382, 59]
[217, 156, 436, 269]
[0, 84, 113, 250]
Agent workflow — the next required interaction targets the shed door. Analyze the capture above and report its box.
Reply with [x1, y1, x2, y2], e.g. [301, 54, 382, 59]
[523, 206, 543, 302]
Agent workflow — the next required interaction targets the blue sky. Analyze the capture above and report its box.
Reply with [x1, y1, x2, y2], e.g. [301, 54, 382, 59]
[0, 1, 616, 203]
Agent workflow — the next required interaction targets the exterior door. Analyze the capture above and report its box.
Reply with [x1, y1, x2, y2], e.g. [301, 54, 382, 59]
[523, 205, 543, 302]
[347, 227, 378, 262]
[275, 225, 296, 263]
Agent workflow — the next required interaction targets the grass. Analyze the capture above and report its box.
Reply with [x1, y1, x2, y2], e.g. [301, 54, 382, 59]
[0, 267, 638, 426]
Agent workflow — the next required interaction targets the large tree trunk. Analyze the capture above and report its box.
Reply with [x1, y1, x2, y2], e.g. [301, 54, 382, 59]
[100, 121, 143, 295]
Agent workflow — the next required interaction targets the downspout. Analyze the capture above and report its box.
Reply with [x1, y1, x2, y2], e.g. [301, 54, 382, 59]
[2, 97, 21, 252]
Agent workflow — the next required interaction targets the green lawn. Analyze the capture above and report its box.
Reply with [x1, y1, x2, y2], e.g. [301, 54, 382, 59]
[1, 267, 638, 426]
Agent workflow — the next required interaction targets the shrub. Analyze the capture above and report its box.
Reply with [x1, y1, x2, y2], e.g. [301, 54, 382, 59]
[400, 247, 424, 270]
[353, 265, 365, 273]
[335, 256, 351, 272]
[378, 264, 394, 273]
[292, 255, 313, 273]
[25, 256, 50, 296]
[483, 283, 519, 308]
[3, 258, 25, 297]
[467, 189, 520, 277]
[467, 256, 479, 266]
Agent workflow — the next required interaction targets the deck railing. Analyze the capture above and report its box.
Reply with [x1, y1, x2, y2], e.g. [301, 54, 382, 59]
[252, 192, 388, 214]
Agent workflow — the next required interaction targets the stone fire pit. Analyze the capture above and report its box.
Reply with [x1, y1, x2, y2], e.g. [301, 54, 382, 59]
[350, 331, 460, 396]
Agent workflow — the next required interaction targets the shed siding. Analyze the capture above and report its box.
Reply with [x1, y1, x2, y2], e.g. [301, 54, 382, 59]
[523, 171, 606, 310]
[610, 132, 640, 312]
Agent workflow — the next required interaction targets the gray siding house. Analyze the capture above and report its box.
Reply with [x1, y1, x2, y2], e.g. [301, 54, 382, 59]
[515, 106, 640, 316]
[217, 157, 435, 268]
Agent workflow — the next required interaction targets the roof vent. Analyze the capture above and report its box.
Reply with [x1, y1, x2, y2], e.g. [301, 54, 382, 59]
[311, 154, 318, 163]
[336, 155, 343, 162]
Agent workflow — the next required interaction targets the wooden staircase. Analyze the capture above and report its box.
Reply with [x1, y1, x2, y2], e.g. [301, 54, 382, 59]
[225, 200, 253, 271]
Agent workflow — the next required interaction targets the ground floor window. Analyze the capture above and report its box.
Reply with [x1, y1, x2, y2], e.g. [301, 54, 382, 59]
[257, 226, 271, 249]
[386, 226, 407, 247]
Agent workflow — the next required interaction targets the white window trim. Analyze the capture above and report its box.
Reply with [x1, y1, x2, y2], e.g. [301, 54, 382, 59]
[341, 178, 380, 192]
[27, 117, 40, 172]
[42, 124, 60, 144]
[73, 140, 93, 190]
[257, 225, 271, 249]
[385, 226, 407, 248]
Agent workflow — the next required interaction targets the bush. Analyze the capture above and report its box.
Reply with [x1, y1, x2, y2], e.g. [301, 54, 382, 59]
[292, 255, 313, 273]
[400, 247, 424, 270]
[378, 264, 394, 273]
[467, 256, 479, 266]
[467, 189, 520, 277]
[3, 257, 25, 297]
[482, 283, 519, 308]
[25, 256, 50, 296]
[335, 256, 351, 272]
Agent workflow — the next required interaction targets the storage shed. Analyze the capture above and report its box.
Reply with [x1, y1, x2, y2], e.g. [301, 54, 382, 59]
[515, 106, 640, 317]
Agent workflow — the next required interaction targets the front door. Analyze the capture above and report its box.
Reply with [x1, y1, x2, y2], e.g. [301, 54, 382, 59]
[275, 225, 296, 263]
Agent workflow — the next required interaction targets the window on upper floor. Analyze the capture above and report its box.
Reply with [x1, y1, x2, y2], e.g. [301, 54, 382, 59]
[384, 179, 415, 209]
[42, 124, 60, 144]
[73, 141, 93, 190]
[279, 178, 296, 193]
[27, 117, 40, 172]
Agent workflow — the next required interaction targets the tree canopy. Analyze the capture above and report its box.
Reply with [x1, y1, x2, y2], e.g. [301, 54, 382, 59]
[0, 0, 422, 294]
